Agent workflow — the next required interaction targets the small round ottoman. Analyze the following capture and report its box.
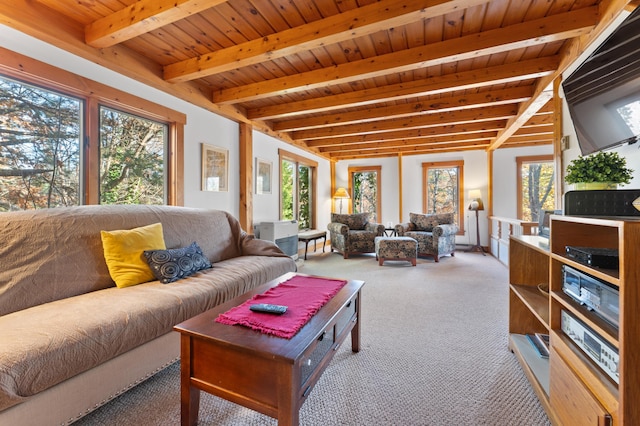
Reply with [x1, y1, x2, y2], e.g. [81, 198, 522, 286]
[375, 236, 417, 266]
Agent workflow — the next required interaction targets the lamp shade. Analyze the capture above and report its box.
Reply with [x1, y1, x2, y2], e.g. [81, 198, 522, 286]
[468, 189, 481, 200]
[333, 187, 350, 199]
[468, 189, 484, 211]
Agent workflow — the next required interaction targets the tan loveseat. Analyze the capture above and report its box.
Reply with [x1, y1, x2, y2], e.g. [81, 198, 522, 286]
[0, 205, 296, 425]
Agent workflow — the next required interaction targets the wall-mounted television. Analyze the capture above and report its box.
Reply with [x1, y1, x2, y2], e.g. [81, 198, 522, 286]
[562, 8, 640, 155]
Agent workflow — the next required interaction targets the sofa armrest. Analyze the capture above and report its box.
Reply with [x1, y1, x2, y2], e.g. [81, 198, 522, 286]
[395, 222, 414, 236]
[433, 224, 459, 238]
[327, 222, 349, 235]
[365, 222, 385, 235]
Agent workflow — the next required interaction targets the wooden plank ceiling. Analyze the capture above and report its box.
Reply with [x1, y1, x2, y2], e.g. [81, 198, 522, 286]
[2, 0, 635, 160]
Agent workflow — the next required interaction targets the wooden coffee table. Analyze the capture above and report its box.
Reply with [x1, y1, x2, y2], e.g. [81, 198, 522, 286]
[173, 272, 364, 426]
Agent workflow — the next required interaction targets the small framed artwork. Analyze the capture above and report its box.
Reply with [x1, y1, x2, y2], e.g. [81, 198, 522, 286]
[256, 158, 272, 194]
[201, 143, 228, 192]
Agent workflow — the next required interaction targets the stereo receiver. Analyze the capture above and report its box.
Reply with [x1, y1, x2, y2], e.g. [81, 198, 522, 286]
[561, 310, 619, 384]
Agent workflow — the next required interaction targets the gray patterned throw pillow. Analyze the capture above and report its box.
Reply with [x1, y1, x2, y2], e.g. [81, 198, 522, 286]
[144, 242, 212, 284]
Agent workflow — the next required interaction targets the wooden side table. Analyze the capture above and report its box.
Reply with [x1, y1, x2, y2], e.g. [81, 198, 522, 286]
[298, 230, 327, 259]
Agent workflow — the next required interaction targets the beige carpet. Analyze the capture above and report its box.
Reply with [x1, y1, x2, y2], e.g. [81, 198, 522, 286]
[73, 250, 550, 426]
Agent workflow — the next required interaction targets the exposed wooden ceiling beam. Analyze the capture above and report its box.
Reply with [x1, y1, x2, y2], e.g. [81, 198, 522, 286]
[213, 7, 597, 104]
[85, 0, 228, 48]
[304, 120, 508, 148]
[164, 0, 490, 82]
[248, 56, 559, 120]
[318, 132, 497, 153]
[329, 144, 486, 160]
[272, 86, 533, 132]
[292, 105, 517, 140]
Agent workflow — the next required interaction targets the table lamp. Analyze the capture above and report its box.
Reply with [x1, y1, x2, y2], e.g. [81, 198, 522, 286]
[333, 187, 350, 214]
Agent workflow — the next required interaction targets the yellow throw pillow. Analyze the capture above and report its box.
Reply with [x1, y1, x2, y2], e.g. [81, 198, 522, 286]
[101, 222, 166, 288]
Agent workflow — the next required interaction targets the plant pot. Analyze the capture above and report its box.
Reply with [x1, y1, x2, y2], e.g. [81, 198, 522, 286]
[573, 182, 618, 190]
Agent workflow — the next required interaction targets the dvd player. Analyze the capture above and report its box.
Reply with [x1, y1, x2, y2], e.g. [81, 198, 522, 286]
[562, 265, 619, 329]
[565, 246, 619, 269]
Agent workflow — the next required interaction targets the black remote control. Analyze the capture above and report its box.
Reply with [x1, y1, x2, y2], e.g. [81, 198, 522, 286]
[249, 304, 287, 315]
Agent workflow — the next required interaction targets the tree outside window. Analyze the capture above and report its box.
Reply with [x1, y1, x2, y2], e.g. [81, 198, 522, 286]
[0, 65, 183, 211]
[99, 107, 167, 205]
[517, 155, 555, 222]
[280, 149, 316, 230]
[422, 161, 464, 235]
[349, 166, 381, 222]
[0, 76, 82, 211]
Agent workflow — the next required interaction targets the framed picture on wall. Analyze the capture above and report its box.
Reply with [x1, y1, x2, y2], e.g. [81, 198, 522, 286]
[256, 158, 272, 194]
[201, 143, 228, 192]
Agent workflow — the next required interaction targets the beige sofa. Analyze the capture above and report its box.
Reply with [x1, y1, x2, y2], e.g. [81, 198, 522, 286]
[0, 205, 296, 425]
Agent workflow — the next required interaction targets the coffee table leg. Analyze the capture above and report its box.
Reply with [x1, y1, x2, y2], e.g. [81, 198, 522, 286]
[181, 385, 200, 426]
[276, 368, 299, 426]
[351, 292, 361, 352]
[180, 336, 200, 426]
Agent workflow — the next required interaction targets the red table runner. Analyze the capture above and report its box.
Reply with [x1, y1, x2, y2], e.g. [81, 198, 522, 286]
[215, 275, 348, 338]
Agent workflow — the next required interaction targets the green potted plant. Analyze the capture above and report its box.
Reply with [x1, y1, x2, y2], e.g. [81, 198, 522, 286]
[565, 151, 633, 190]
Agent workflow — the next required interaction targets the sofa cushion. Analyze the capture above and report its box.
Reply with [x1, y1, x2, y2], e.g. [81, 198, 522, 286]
[101, 223, 167, 288]
[331, 212, 369, 230]
[410, 212, 454, 231]
[144, 242, 212, 284]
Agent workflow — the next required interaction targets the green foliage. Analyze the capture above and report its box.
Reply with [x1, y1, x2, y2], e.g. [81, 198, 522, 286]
[426, 167, 458, 223]
[0, 76, 166, 211]
[99, 107, 165, 205]
[564, 151, 633, 185]
[280, 160, 312, 229]
[298, 165, 311, 229]
[521, 162, 555, 222]
[352, 171, 377, 221]
[280, 160, 294, 220]
[0, 76, 81, 211]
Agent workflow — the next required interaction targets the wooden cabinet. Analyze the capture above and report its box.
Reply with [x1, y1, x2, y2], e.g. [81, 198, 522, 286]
[508, 216, 640, 425]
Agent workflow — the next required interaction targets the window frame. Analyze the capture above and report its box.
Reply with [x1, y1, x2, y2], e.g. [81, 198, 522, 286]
[422, 160, 465, 235]
[516, 155, 554, 221]
[0, 51, 185, 206]
[348, 165, 382, 222]
[278, 148, 317, 229]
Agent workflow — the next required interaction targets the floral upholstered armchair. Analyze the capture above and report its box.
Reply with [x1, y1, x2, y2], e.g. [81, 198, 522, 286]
[395, 212, 458, 262]
[328, 212, 385, 259]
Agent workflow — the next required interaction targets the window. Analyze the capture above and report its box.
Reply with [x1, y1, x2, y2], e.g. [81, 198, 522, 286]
[517, 155, 555, 222]
[279, 149, 317, 230]
[422, 161, 464, 234]
[349, 166, 381, 222]
[0, 76, 82, 210]
[0, 56, 184, 211]
[99, 106, 167, 205]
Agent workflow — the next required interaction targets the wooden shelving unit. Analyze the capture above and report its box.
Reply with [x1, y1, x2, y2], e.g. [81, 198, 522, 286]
[508, 216, 640, 425]
[508, 234, 554, 421]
